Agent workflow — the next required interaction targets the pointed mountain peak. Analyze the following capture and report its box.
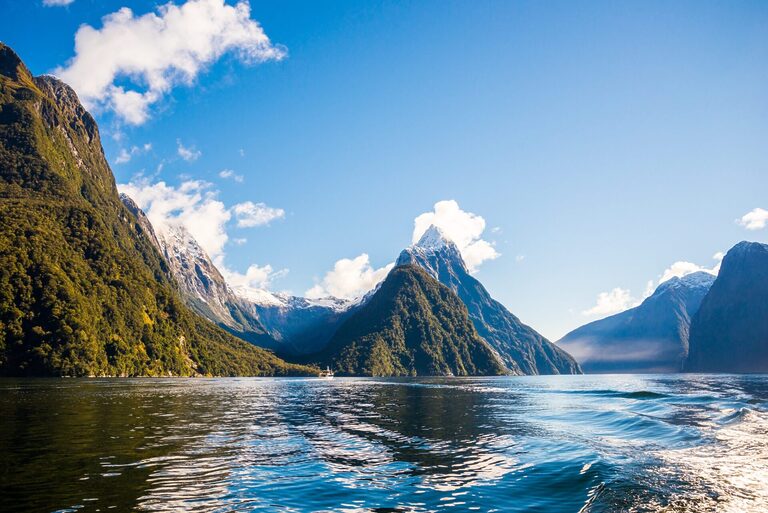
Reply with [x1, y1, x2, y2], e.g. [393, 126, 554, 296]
[415, 225, 453, 250]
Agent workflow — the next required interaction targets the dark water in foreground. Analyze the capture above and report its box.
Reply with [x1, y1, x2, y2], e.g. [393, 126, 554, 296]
[1, 376, 767, 513]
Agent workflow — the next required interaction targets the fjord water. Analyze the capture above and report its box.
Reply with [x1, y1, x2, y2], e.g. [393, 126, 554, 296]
[1, 376, 767, 512]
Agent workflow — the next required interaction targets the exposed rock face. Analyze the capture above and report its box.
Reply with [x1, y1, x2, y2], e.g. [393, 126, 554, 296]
[397, 226, 581, 375]
[320, 265, 507, 376]
[685, 241, 768, 373]
[559, 272, 715, 373]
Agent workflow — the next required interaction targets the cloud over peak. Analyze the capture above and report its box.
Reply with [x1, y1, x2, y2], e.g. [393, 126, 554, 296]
[412, 200, 499, 272]
[55, 0, 286, 124]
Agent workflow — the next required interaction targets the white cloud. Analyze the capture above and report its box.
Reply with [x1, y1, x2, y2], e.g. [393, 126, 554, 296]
[306, 254, 394, 300]
[582, 288, 637, 317]
[515, 255, 525, 263]
[737, 208, 768, 231]
[232, 201, 284, 227]
[114, 143, 152, 164]
[54, 0, 286, 124]
[412, 200, 499, 272]
[43, 0, 74, 6]
[177, 140, 201, 162]
[225, 263, 287, 291]
[219, 169, 244, 182]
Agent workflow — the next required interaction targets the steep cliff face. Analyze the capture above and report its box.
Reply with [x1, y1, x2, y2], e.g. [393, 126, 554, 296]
[320, 265, 507, 376]
[397, 226, 581, 375]
[0, 43, 313, 377]
[117, 204, 275, 346]
[685, 241, 768, 373]
[559, 272, 715, 373]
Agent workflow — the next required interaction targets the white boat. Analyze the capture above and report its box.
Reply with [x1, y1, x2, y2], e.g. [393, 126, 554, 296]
[319, 366, 334, 379]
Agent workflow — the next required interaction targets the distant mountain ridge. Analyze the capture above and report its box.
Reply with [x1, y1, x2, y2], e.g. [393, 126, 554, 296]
[558, 271, 715, 373]
[397, 226, 581, 375]
[685, 241, 768, 373]
[320, 265, 507, 376]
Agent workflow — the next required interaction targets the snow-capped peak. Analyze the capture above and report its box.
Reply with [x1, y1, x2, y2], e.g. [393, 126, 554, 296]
[415, 225, 452, 250]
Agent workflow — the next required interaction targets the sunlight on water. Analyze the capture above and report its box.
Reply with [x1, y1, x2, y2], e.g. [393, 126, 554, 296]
[1, 375, 767, 512]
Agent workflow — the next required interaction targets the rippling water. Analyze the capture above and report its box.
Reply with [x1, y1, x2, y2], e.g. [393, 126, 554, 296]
[1, 375, 767, 512]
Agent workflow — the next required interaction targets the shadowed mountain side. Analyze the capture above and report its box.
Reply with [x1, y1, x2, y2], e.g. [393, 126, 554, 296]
[559, 272, 715, 373]
[686, 241, 768, 373]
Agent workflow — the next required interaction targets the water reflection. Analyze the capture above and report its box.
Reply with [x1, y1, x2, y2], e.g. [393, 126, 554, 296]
[1, 375, 767, 512]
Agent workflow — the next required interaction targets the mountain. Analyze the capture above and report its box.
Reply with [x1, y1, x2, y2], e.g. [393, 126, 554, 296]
[558, 272, 715, 373]
[118, 200, 275, 346]
[396, 226, 580, 375]
[253, 294, 357, 355]
[685, 241, 768, 373]
[0, 43, 314, 377]
[118, 200, 358, 355]
[320, 264, 507, 376]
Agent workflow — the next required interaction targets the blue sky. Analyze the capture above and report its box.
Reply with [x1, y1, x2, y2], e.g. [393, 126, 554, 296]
[2, 0, 767, 339]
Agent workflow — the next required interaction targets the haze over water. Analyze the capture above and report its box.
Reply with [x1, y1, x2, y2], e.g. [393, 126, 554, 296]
[2, 375, 767, 512]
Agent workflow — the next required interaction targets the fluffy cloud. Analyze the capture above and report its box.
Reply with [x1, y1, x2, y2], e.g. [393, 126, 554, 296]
[412, 200, 499, 272]
[582, 253, 723, 318]
[114, 143, 152, 164]
[225, 263, 287, 291]
[177, 140, 201, 162]
[43, 0, 75, 6]
[737, 208, 768, 231]
[306, 254, 394, 300]
[581, 288, 637, 317]
[232, 201, 284, 227]
[219, 169, 244, 182]
[54, 0, 286, 124]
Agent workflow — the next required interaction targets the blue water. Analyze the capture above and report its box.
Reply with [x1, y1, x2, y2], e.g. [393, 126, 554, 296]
[1, 375, 767, 512]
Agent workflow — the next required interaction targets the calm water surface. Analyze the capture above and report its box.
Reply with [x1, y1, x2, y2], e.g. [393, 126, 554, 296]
[1, 375, 767, 512]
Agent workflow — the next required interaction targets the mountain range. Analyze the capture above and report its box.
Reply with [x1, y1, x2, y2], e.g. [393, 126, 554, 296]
[558, 272, 715, 373]
[2, 42, 766, 377]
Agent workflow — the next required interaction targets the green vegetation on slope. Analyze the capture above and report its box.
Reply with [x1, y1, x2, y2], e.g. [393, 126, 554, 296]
[0, 43, 314, 377]
[321, 265, 507, 376]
